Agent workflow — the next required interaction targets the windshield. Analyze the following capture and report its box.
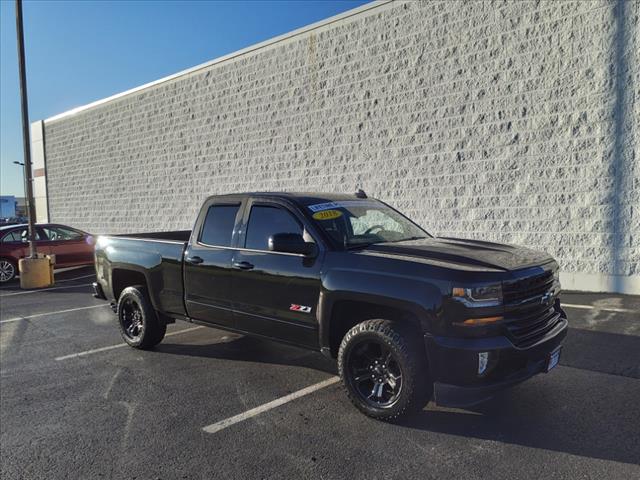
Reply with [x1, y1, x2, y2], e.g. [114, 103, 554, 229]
[306, 199, 430, 248]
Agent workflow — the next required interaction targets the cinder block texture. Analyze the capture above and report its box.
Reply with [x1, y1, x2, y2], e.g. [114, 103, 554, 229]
[41, 1, 639, 283]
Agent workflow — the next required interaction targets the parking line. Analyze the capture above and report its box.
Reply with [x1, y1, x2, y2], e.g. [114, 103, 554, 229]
[202, 376, 340, 434]
[0, 304, 109, 324]
[563, 303, 637, 314]
[0, 283, 92, 297]
[54, 326, 204, 361]
[56, 274, 96, 283]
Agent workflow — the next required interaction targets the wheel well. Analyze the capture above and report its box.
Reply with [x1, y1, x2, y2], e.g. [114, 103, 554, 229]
[111, 268, 147, 301]
[328, 300, 421, 357]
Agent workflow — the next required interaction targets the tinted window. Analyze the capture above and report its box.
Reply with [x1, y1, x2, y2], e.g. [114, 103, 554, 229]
[245, 206, 302, 250]
[1, 229, 26, 243]
[1, 228, 44, 243]
[200, 204, 240, 247]
[42, 226, 84, 241]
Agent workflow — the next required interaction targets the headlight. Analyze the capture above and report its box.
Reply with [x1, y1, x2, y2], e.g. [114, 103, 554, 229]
[452, 284, 502, 306]
[553, 269, 560, 285]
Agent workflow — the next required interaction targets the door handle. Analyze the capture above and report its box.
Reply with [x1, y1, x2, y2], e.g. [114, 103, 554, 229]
[233, 261, 254, 270]
[186, 256, 204, 265]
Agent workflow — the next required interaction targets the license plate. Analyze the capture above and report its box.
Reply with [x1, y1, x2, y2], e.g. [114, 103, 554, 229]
[546, 348, 561, 372]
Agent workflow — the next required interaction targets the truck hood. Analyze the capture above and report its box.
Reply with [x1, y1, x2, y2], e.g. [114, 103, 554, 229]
[360, 237, 553, 272]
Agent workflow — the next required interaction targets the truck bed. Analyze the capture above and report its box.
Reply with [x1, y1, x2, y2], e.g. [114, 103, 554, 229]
[95, 231, 191, 317]
[111, 230, 192, 242]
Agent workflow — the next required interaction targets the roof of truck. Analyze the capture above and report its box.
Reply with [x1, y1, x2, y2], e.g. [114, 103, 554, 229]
[207, 191, 373, 206]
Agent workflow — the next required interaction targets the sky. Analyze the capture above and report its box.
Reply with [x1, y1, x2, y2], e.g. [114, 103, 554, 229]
[0, 0, 370, 197]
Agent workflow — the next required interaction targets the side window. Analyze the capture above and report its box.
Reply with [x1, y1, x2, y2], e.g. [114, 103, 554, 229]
[42, 227, 83, 241]
[245, 205, 303, 250]
[1, 229, 27, 243]
[2, 228, 46, 242]
[199, 204, 240, 247]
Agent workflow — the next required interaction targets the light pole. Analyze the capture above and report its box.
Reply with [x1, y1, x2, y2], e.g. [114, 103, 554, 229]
[15, 0, 37, 258]
[13, 162, 28, 219]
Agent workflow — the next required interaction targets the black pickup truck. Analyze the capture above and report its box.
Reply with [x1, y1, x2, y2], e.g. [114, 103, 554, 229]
[93, 191, 567, 420]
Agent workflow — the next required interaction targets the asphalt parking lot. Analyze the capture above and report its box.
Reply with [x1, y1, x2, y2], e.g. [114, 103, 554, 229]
[1, 267, 639, 479]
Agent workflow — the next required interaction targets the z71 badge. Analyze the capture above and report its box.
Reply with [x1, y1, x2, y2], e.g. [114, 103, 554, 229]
[290, 304, 312, 313]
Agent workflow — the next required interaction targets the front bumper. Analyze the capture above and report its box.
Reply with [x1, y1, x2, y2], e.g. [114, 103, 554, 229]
[425, 316, 568, 408]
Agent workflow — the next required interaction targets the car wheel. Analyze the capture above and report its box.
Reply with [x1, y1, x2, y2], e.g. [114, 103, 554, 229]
[338, 319, 432, 421]
[0, 258, 17, 283]
[117, 285, 166, 349]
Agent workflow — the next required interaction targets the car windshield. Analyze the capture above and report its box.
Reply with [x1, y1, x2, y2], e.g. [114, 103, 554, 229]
[306, 199, 430, 248]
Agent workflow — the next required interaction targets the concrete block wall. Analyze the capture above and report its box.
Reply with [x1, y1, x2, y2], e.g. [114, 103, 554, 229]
[37, 0, 639, 293]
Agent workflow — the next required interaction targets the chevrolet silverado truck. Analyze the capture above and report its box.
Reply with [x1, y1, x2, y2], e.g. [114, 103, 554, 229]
[93, 191, 568, 420]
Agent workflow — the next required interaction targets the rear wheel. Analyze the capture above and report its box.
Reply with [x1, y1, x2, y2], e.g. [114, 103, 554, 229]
[338, 319, 432, 421]
[0, 258, 17, 283]
[117, 286, 166, 349]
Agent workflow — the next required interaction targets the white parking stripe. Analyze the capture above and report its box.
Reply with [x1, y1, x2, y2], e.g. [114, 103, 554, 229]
[202, 376, 340, 434]
[54, 326, 204, 361]
[56, 274, 96, 283]
[563, 303, 637, 314]
[0, 283, 92, 297]
[0, 304, 109, 324]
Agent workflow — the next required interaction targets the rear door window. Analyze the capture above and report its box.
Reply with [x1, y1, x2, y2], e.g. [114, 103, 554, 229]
[199, 204, 240, 247]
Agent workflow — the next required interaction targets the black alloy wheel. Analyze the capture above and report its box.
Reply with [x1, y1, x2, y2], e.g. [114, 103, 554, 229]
[338, 319, 432, 421]
[346, 339, 403, 408]
[120, 296, 146, 342]
[116, 285, 166, 349]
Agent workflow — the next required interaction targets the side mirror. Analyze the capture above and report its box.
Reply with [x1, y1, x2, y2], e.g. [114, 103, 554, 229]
[269, 233, 317, 257]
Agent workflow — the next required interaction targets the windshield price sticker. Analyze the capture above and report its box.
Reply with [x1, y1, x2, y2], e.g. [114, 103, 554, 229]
[312, 210, 343, 220]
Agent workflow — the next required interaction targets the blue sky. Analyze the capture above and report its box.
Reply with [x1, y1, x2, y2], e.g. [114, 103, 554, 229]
[0, 0, 370, 197]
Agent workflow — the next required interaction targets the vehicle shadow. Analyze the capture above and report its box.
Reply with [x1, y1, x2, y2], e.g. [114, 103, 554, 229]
[157, 334, 338, 376]
[159, 326, 640, 466]
[399, 366, 640, 466]
[402, 326, 640, 466]
[561, 327, 640, 379]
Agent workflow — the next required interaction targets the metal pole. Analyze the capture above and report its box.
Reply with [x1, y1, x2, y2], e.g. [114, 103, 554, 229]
[15, 0, 37, 258]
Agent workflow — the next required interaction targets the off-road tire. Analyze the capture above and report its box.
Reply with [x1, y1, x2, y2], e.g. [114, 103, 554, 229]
[117, 285, 166, 349]
[338, 319, 432, 421]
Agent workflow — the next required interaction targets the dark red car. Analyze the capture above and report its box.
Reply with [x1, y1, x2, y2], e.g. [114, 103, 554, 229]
[0, 223, 94, 283]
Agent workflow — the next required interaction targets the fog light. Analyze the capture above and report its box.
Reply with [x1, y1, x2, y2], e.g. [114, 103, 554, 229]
[478, 352, 489, 375]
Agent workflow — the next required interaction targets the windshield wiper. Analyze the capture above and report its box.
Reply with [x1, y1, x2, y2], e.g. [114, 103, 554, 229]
[344, 242, 375, 250]
[389, 236, 428, 243]
[344, 236, 429, 250]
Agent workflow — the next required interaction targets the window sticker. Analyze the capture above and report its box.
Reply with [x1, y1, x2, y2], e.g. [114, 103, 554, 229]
[307, 200, 381, 212]
[307, 202, 341, 212]
[312, 209, 343, 220]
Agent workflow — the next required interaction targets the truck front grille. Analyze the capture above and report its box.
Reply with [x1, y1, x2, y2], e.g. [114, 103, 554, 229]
[505, 305, 561, 348]
[503, 270, 554, 304]
[503, 271, 561, 348]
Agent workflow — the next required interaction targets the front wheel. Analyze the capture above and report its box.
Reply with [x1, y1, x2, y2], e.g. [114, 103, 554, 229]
[338, 319, 432, 421]
[0, 258, 17, 283]
[117, 286, 166, 349]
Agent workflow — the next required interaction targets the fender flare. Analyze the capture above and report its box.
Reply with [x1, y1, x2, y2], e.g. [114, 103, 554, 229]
[317, 269, 443, 353]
